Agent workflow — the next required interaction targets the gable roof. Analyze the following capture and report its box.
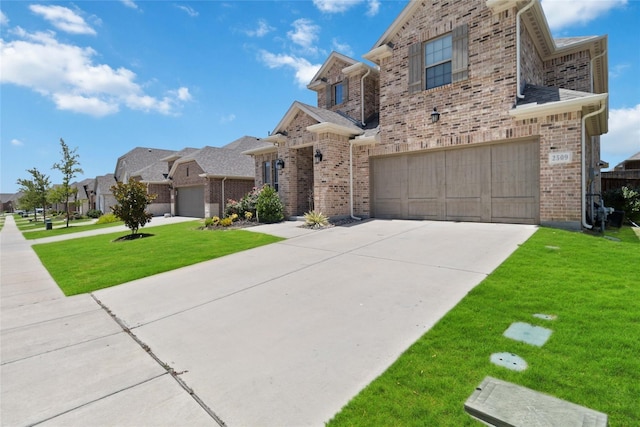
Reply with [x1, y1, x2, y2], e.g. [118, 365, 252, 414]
[169, 136, 264, 179]
[160, 147, 199, 162]
[114, 147, 176, 182]
[94, 174, 115, 194]
[265, 101, 364, 142]
[306, 52, 359, 90]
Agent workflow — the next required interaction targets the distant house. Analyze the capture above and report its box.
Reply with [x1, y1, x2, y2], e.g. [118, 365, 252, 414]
[94, 174, 117, 215]
[1, 193, 21, 213]
[602, 152, 640, 192]
[169, 136, 271, 218]
[70, 178, 95, 214]
[246, 0, 609, 230]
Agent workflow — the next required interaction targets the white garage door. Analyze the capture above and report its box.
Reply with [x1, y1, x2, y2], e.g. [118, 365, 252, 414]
[371, 140, 539, 224]
[176, 186, 204, 218]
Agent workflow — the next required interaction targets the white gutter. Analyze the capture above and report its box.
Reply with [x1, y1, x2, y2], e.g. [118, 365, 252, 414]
[361, 67, 371, 126]
[581, 101, 606, 230]
[516, 0, 536, 99]
[349, 137, 377, 220]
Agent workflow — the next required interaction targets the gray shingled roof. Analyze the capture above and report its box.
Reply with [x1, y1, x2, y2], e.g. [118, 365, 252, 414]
[516, 84, 597, 107]
[115, 147, 176, 181]
[71, 178, 95, 198]
[132, 161, 170, 182]
[177, 136, 264, 177]
[299, 102, 364, 131]
[95, 174, 116, 193]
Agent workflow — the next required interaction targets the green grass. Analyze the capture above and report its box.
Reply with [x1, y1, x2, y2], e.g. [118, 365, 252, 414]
[328, 227, 639, 426]
[22, 219, 123, 239]
[33, 221, 284, 296]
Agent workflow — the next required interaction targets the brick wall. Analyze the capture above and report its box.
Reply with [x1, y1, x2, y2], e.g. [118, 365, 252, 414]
[544, 51, 591, 92]
[172, 161, 204, 187]
[207, 178, 255, 217]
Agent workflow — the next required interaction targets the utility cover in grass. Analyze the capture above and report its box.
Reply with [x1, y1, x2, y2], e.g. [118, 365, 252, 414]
[503, 322, 552, 347]
[490, 352, 528, 371]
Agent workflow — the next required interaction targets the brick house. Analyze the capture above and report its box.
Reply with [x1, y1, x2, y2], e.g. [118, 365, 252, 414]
[245, 0, 608, 229]
[168, 136, 271, 218]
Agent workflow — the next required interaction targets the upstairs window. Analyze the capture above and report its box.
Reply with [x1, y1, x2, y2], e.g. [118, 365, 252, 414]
[425, 34, 452, 89]
[408, 24, 468, 94]
[333, 82, 344, 105]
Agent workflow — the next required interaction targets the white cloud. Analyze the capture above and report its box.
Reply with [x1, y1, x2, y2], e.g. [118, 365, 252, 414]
[313, 0, 361, 13]
[29, 4, 96, 35]
[120, 0, 139, 10]
[220, 114, 236, 124]
[11, 139, 24, 147]
[1, 11, 9, 26]
[287, 18, 320, 52]
[541, 0, 627, 31]
[332, 38, 353, 57]
[601, 105, 640, 159]
[0, 29, 190, 117]
[610, 63, 630, 79]
[258, 50, 321, 88]
[366, 0, 381, 16]
[175, 5, 199, 17]
[245, 19, 275, 37]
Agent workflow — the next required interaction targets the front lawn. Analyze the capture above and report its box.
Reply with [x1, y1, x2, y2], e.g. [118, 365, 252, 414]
[22, 219, 123, 239]
[328, 227, 639, 426]
[33, 221, 283, 296]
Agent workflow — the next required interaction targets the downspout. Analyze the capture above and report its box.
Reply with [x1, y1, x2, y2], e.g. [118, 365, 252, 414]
[221, 177, 227, 217]
[581, 102, 606, 230]
[361, 67, 371, 126]
[349, 140, 361, 220]
[516, 0, 536, 99]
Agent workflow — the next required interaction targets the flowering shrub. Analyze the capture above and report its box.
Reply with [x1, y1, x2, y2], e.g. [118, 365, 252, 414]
[220, 216, 233, 227]
[244, 211, 253, 220]
[256, 185, 284, 223]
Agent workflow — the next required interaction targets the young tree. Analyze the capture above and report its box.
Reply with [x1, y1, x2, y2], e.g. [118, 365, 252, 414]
[110, 178, 157, 236]
[52, 138, 83, 228]
[16, 168, 51, 222]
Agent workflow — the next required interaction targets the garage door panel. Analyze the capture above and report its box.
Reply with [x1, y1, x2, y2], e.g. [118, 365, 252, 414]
[176, 186, 204, 218]
[371, 140, 539, 224]
[407, 152, 444, 199]
[408, 200, 444, 219]
[445, 147, 489, 198]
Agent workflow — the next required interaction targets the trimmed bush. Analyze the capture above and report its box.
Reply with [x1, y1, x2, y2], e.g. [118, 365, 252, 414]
[96, 213, 119, 224]
[87, 209, 102, 218]
[256, 185, 284, 224]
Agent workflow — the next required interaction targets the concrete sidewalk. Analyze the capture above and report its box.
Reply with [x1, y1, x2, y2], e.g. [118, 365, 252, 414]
[1, 215, 537, 426]
[1, 215, 216, 426]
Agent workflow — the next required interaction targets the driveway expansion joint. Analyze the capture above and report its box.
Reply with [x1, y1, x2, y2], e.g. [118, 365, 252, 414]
[90, 293, 227, 427]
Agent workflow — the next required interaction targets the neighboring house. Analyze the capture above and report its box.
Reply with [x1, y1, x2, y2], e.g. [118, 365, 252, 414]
[130, 147, 199, 216]
[114, 147, 177, 183]
[246, 0, 608, 230]
[1, 193, 21, 213]
[70, 178, 95, 214]
[602, 152, 640, 192]
[169, 136, 270, 218]
[94, 174, 117, 215]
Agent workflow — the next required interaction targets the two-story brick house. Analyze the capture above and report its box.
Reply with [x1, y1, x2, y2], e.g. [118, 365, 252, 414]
[246, 0, 608, 229]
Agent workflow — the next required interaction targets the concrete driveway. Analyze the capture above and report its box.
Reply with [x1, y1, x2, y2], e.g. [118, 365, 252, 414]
[1, 217, 536, 426]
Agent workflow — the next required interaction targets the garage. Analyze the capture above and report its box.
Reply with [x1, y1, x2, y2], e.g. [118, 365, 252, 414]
[176, 186, 204, 218]
[371, 140, 539, 224]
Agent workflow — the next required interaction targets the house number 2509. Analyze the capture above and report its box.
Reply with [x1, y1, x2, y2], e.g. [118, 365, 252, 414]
[549, 152, 572, 165]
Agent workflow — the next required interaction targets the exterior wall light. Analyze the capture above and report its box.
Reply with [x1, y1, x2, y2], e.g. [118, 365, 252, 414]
[275, 158, 285, 169]
[431, 107, 441, 123]
[314, 149, 323, 164]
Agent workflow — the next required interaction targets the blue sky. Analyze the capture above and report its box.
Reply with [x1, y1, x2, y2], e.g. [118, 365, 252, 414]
[1, 0, 638, 194]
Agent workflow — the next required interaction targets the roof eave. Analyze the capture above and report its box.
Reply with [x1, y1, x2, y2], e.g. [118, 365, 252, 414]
[241, 144, 279, 156]
[510, 92, 608, 121]
[198, 173, 254, 180]
[307, 122, 364, 137]
[363, 45, 393, 65]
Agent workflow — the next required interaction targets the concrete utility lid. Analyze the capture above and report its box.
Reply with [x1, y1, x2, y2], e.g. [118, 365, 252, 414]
[490, 352, 528, 371]
[465, 376, 608, 427]
[533, 313, 557, 321]
[503, 322, 552, 347]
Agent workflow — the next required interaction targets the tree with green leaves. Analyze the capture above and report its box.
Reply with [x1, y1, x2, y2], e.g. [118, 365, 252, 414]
[16, 168, 51, 222]
[110, 178, 157, 236]
[52, 138, 83, 228]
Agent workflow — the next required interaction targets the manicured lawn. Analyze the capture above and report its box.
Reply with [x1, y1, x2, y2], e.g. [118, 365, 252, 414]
[328, 227, 639, 426]
[22, 219, 123, 239]
[33, 221, 284, 296]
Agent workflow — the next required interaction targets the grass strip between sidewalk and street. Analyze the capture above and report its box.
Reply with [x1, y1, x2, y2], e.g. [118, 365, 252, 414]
[32, 220, 284, 296]
[327, 226, 639, 426]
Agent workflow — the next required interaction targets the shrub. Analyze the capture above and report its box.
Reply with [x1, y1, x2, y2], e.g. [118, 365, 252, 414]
[96, 213, 119, 224]
[231, 213, 238, 222]
[256, 185, 284, 224]
[219, 216, 233, 227]
[87, 209, 102, 218]
[304, 210, 329, 228]
[603, 186, 640, 223]
[244, 211, 253, 221]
